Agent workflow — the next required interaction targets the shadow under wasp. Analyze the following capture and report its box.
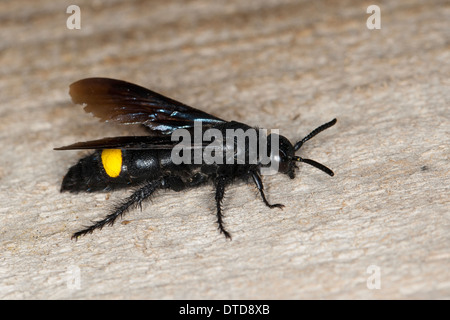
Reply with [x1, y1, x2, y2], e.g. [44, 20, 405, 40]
[55, 78, 336, 240]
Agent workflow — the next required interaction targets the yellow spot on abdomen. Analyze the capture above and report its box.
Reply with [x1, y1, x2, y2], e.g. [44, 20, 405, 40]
[101, 149, 122, 178]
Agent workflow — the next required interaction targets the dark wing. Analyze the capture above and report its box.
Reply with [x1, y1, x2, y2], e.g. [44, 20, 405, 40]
[69, 78, 226, 134]
[54, 136, 209, 150]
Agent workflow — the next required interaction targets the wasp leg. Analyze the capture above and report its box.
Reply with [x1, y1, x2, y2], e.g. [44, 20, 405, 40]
[72, 179, 162, 239]
[215, 175, 232, 240]
[188, 172, 210, 187]
[251, 171, 285, 209]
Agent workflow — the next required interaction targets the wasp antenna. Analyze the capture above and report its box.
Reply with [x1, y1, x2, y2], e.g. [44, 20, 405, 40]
[294, 118, 337, 151]
[294, 156, 334, 176]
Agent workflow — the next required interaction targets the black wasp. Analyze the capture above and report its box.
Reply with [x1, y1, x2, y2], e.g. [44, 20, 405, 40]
[55, 78, 336, 240]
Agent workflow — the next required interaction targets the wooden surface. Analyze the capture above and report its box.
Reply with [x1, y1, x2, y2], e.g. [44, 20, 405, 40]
[0, 0, 449, 299]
